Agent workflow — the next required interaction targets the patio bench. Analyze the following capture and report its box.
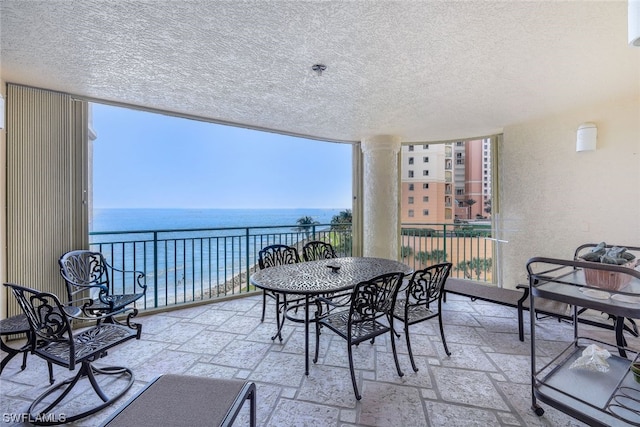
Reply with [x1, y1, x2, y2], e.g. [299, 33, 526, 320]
[443, 278, 530, 341]
[101, 374, 256, 427]
[445, 279, 636, 344]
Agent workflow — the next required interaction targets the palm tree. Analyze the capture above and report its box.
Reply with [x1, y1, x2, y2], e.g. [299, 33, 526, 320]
[455, 258, 492, 280]
[484, 198, 492, 215]
[415, 249, 446, 265]
[465, 198, 476, 220]
[330, 210, 353, 255]
[330, 209, 352, 231]
[401, 245, 414, 259]
[296, 216, 318, 239]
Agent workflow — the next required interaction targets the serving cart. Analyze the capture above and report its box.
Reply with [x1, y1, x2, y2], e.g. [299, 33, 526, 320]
[527, 250, 640, 426]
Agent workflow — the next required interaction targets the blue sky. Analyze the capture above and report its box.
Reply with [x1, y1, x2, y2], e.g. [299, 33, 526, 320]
[92, 103, 353, 209]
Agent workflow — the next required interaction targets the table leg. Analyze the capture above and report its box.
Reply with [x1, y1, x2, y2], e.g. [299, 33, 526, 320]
[271, 293, 284, 342]
[305, 294, 310, 375]
[615, 316, 627, 358]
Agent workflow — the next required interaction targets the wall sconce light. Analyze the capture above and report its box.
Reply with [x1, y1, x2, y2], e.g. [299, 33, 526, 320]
[576, 122, 597, 152]
[631, 1, 640, 46]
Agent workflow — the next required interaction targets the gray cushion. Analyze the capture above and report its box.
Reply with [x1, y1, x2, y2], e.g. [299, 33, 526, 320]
[103, 374, 252, 427]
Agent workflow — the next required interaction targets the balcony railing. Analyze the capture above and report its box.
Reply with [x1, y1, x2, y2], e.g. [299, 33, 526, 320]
[401, 222, 493, 282]
[89, 221, 492, 312]
[90, 223, 353, 310]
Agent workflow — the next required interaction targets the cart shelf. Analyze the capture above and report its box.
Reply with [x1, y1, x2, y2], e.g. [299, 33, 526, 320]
[527, 248, 640, 425]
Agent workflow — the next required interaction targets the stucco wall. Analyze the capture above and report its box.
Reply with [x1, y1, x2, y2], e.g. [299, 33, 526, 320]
[498, 95, 640, 289]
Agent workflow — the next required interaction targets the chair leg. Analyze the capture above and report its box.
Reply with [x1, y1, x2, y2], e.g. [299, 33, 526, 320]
[0, 341, 20, 374]
[28, 361, 134, 425]
[47, 362, 54, 384]
[313, 322, 321, 364]
[21, 350, 28, 370]
[388, 314, 401, 338]
[404, 323, 419, 372]
[389, 321, 404, 378]
[1, 332, 55, 384]
[271, 294, 284, 342]
[438, 306, 451, 356]
[1, 336, 31, 375]
[347, 344, 361, 401]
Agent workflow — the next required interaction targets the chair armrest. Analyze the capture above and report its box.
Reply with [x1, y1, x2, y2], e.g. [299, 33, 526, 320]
[314, 292, 352, 319]
[316, 290, 352, 307]
[60, 272, 110, 291]
[105, 263, 147, 291]
[60, 273, 111, 303]
[67, 301, 136, 323]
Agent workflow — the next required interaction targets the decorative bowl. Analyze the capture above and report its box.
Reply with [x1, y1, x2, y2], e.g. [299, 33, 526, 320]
[326, 264, 341, 273]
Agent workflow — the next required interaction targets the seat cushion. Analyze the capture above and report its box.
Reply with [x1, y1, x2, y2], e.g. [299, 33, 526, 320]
[103, 374, 254, 427]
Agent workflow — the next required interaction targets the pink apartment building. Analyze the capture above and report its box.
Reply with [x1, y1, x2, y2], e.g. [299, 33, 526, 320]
[401, 139, 491, 224]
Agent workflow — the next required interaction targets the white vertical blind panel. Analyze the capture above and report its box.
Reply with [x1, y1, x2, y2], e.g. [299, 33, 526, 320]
[5, 84, 87, 317]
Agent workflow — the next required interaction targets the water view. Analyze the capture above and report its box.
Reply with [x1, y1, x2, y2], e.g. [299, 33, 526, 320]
[89, 208, 353, 309]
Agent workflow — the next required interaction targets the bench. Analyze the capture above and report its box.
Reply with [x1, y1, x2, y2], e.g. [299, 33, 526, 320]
[444, 279, 637, 347]
[101, 374, 256, 427]
[444, 278, 531, 341]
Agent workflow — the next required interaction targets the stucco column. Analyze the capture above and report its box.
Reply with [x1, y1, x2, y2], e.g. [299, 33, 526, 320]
[361, 135, 401, 259]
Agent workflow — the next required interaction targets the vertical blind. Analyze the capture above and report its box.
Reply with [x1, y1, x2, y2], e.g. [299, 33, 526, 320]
[5, 84, 88, 317]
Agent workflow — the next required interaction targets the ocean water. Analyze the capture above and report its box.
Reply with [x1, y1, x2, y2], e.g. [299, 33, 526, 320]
[91, 208, 346, 232]
[88, 208, 350, 306]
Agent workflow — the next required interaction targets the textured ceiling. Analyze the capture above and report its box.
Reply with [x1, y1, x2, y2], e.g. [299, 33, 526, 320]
[1, 1, 638, 143]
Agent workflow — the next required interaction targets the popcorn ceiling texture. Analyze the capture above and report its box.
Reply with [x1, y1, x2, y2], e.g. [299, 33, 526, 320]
[0, 1, 637, 143]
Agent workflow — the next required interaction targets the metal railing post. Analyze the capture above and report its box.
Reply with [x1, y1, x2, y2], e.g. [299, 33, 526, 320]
[245, 228, 250, 292]
[443, 224, 448, 263]
[153, 231, 159, 308]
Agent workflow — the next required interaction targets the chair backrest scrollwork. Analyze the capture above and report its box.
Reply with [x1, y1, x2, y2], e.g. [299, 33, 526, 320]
[5, 283, 73, 347]
[405, 262, 452, 306]
[302, 241, 336, 262]
[59, 250, 111, 302]
[350, 272, 404, 322]
[258, 244, 299, 269]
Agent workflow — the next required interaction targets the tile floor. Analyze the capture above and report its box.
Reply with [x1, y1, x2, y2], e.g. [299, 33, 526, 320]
[0, 292, 627, 426]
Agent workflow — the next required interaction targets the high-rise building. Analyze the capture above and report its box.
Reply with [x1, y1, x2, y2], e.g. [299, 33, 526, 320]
[401, 139, 491, 224]
[400, 143, 453, 224]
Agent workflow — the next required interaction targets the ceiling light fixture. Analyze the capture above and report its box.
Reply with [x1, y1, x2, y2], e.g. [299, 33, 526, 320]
[312, 64, 327, 76]
[630, 0, 640, 46]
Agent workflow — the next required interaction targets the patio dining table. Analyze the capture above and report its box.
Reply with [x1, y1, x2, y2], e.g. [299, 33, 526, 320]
[250, 256, 413, 375]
